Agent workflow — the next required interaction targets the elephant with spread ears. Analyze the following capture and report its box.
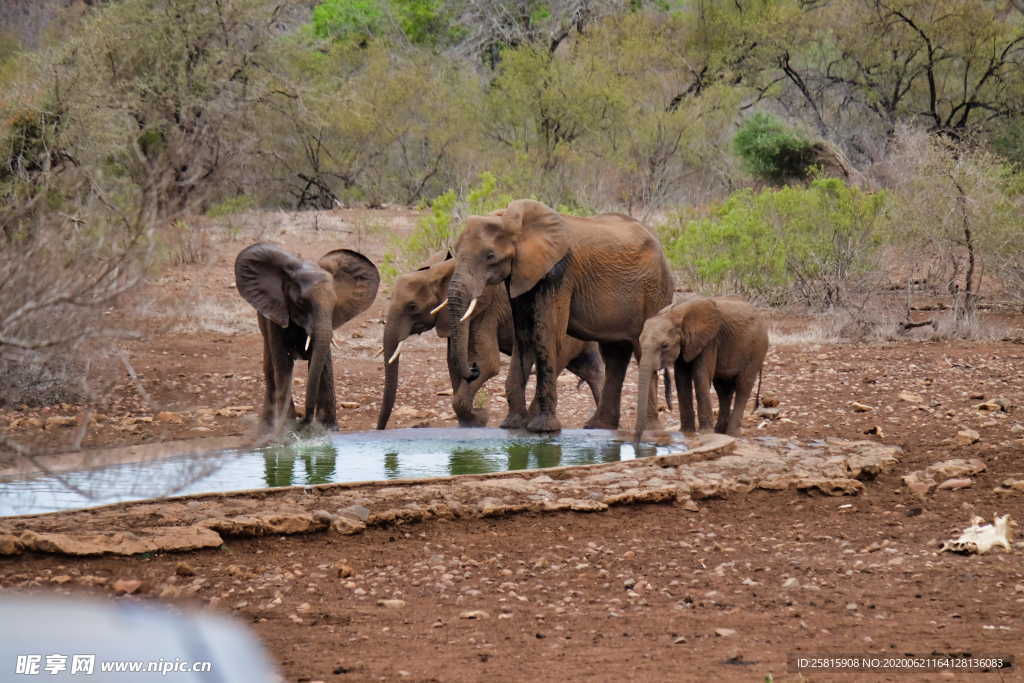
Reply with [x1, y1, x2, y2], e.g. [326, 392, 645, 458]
[634, 296, 768, 440]
[377, 254, 604, 429]
[235, 242, 380, 435]
[446, 199, 674, 433]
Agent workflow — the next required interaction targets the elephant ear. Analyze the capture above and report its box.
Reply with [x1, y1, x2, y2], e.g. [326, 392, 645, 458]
[503, 199, 571, 298]
[234, 242, 302, 327]
[431, 260, 456, 338]
[319, 249, 381, 328]
[679, 298, 722, 363]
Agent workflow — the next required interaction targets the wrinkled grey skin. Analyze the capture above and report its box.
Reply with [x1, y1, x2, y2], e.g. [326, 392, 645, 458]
[235, 242, 379, 435]
[377, 257, 604, 429]
[447, 200, 673, 433]
[634, 296, 768, 440]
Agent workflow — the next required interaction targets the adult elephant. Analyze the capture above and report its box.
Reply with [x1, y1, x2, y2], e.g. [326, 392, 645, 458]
[634, 296, 768, 439]
[235, 242, 379, 434]
[377, 256, 604, 429]
[446, 199, 673, 433]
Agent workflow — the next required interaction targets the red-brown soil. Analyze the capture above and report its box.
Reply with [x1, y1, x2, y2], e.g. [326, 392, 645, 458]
[2, 210, 1024, 682]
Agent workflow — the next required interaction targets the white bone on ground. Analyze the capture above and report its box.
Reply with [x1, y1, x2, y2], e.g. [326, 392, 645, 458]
[940, 514, 1014, 554]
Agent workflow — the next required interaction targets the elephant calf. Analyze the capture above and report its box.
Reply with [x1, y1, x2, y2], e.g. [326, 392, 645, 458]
[377, 256, 604, 429]
[634, 296, 768, 439]
[235, 242, 379, 434]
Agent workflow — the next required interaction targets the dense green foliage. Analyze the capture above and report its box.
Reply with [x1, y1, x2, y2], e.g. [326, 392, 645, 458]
[733, 113, 816, 183]
[661, 179, 889, 306]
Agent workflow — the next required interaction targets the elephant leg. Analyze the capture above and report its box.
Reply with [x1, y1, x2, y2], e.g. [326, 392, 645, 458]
[692, 350, 716, 433]
[565, 343, 604, 408]
[513, 288, 568, 433]
[501, 345, 532, 429]
[314, 357, 338, 429]
[584, 341, 631, 430]
[725, 370, 758, 436]
[260, 315, 296, 434]
[675, 360, 696, 433]
[713, 377, 735, 434]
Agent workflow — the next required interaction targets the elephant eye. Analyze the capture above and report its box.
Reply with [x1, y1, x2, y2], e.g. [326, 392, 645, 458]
[485, 250, 496, 262]
[406, 302, 417, 312]
[661, 342, 669, 349]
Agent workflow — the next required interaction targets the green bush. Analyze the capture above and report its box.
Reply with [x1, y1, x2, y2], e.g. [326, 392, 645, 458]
[311, 0, 388, 43]
[384, 172, 515, 277]
[661, 178, 888, 306]
[733, 112, 816, 183]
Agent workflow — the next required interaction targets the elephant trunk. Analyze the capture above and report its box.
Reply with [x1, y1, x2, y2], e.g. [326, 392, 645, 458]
[303, 314, 334, 424]
[446, 278, 479, 382]
[376, 311, 411, 430]
[634, 356, 658, 443]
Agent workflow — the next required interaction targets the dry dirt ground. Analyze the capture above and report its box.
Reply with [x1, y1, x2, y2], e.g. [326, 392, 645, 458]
[3, 210, 1024, 682]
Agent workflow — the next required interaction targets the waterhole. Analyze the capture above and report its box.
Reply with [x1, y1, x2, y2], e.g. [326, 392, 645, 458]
[0, 428, 686, 517]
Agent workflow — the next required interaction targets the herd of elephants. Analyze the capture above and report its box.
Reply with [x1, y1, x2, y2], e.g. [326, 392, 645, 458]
[233, 199, 769, 445]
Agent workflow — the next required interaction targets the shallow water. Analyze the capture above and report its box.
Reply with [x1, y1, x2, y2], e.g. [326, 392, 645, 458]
[0, 428, 686, 517]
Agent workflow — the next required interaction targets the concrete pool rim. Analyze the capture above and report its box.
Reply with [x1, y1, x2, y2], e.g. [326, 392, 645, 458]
[1, 431, 735, 522]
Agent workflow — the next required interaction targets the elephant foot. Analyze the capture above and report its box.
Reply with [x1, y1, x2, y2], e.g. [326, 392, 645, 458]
[583, 413, 619, 430]
[526, 413, 562, 433]
[500, 412, 529, 430]
[456, 408, 489, 428]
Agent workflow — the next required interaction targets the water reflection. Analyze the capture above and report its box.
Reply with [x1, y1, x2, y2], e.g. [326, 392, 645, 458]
[0, 429, 686, 516]
[263, 441, 338, 487]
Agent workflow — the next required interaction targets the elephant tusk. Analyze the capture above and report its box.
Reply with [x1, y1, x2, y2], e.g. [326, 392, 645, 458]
[331, 333, 339, 350]
[430, 298, 449, 316]
[459, 298, 478, 323]
[304, 336, 312, 354]
[387, 339, 405, 365]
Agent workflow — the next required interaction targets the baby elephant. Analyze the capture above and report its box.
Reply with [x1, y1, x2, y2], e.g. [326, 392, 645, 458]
[634, 296, 768, 439]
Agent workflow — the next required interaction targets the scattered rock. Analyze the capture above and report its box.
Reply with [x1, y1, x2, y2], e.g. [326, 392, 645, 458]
[338, 505, 370, 523]
[377, 599, 406, 609]
[460, 610, 490, 620]
[335, 562, 355, 578]
[339, 402, 360, 409]
[955, 429, 981, 446]
[45, 416, 78, 429]
[113, 578, 143, 595]
[760, 396, 779, 408]
[714, 628, 737, 637]
[937, 478, 973, 491]
[898, 391, 924, 404]
[850, 402, 874, 413]
[174, 561, 196, 577]
[156, 411, 185, 424]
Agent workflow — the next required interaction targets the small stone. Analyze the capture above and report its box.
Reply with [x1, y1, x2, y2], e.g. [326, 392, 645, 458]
[460, 610, 489, 620]
[898, 391, 924, 404]
[623, 578, 637, 589]
[782, 577, 799, 589]
[45, 416, 77, 429]
[864, 425, 884, 437]
[113, 579, 143, 595]
[937, 478, 973, 491]
[850, 402, 874, 413]
[1011, 424, 1024, 434]
[377, 599, 406, 609]
[672, 636, 687, 645]
[760, 396, 779, 408]
[156, 411, 185, 424]
[846, 603, 858, 611]
[339, 402, 360, 409]
[956, 429, 980, 446]
[51, 575, 72, 584]
[335, 562, 355, 578]
[339, 505, 370, 522]
[174, 562, 196, 577]
[714, 628, 737, 638]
